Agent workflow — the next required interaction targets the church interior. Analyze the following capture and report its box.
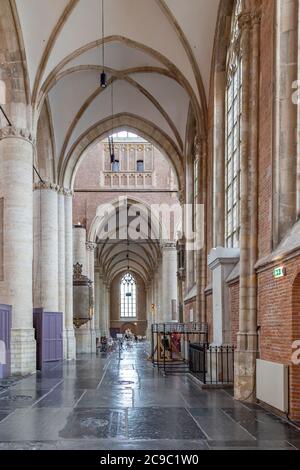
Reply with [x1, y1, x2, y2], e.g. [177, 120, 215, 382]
[1, 0, 300, 452]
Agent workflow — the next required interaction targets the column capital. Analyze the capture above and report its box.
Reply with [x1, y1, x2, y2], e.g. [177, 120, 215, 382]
[194, 134, 206, 160]
[59, 187, 74, 197]
[238, 10, 261, 31]
[0, 125, 35, 144]
[86, 242, 97, 252]
[33, 181, 74, 196]
[178, 189, 185, 206]
[33, 181, 60, 193]
[162, 242, 177, 251]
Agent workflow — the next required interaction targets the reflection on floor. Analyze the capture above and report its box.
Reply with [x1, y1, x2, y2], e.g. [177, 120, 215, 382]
[0, 344, 299, 450]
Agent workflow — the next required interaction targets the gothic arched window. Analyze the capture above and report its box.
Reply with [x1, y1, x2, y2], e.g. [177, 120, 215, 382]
[225, 0, 242, 248]
[120, 273, 137, 318]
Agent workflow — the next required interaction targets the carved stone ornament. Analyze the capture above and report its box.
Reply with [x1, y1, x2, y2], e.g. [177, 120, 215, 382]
[0, 125, 35, 143]
[194, 135, 201, 159]
[33, 181, 74, 196]
[86, 242, 97, 252]
[33, 181, 60, 192]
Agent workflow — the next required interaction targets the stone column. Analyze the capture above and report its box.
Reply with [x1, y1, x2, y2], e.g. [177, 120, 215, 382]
[0, 127, 36, 374]
[235, 10, 261, 402]
[33, 182, 59, 312]
[104, 282, 110, 336]
[64, 191, 76, 360]
[98, 275, 108, 337]
[94, 267, 101, 343]
[58, 190, 66, 357]
[185, 151, 195, 293]
[145, 281, 153, 338]
[58, 190, 66, 312]
[161, 243, 178, 323]
[73, 226, 87, 273]
[155, 261, 163, 323]
[86, 242, 97, 353]
[274, 0, 298, 242]
[73, 227, 94, 354]
[195, 136, 207, 324]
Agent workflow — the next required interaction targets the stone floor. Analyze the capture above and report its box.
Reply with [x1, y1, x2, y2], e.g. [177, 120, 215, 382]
[0, 343, 300, 450]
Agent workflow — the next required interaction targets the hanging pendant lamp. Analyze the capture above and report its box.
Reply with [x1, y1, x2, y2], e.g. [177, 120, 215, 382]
[100, 0, 107, 88]
[109, 79, 115, 164]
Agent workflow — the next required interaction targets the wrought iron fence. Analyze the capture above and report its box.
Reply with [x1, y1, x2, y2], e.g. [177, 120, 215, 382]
[151, 323, 208, 375]
[189, 343, 235, 385]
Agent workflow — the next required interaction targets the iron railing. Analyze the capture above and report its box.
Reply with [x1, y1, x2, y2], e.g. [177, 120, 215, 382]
[189, 343, 235, 385]
[151, 323, 208, 375]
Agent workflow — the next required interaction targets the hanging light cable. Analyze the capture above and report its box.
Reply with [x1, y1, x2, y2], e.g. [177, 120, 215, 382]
[108, 80, 115, 164]
[100, 0, 107, 88]
[127, 240, 130, 271]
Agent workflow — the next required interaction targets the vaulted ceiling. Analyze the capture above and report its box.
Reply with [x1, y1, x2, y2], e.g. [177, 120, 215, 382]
[14, 0, 220, 185]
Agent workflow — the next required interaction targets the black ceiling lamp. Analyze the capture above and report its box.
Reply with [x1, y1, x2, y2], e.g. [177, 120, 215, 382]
[100, 0, 107, 88]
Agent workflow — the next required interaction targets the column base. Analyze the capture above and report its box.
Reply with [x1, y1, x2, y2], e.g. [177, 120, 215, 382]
[11, 329, 36, 376]
[75, 327, 96, 354]
[63, 328, 76, 361]
[234, 349, 257, 402]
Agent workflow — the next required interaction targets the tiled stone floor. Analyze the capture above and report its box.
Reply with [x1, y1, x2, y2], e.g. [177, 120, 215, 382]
[0, 344, 300, 450]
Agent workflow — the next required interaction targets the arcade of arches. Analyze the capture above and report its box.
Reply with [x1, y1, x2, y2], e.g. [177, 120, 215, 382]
[1, 0, 300, 448]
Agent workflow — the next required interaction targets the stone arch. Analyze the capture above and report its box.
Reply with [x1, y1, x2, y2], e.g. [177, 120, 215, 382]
[290, 273, 300, 420]
[35, 98, 56, 182]
[110, 270, 147, 335]
[61, 113, 184, 190]
[88, 196, 166, 246]
[37, 35, 205, 133]
[89, 196, 163, 285]
[0, 0, 30, 128]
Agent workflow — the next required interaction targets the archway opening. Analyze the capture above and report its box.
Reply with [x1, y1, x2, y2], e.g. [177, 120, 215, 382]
[291, 274, 300, 420]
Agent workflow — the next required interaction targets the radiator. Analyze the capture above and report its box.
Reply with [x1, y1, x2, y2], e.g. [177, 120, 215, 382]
[256, 359, 289, 413]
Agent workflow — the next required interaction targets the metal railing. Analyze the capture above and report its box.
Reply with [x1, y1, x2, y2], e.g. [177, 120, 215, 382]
[151, 323, 208, 375]
[189, 343, 235, 385]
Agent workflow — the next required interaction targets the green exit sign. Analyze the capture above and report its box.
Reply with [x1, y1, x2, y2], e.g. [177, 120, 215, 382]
[274, 267, 286, 279]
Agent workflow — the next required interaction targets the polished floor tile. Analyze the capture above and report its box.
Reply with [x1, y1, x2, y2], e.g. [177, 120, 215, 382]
[34, 388, 85, 408]
[188, 408, 255, 441]
[223, 408, 300, 441]
[207, 440, 295, 450]
[58, 409, 127, 440]
[127, 407, 206, 440]
[0, 410, 13, 423]
[0, 343, 299, 450]
[76, 389, 134, 408]
[0, 389, 48, 410]
[0, 408, 73, 441]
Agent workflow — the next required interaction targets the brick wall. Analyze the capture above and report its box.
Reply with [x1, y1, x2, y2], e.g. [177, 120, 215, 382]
[184, 299, 196, 323]
[229, 281, 239, 347]
[258, 256, 300, 420]
[73, 141, 179, 232]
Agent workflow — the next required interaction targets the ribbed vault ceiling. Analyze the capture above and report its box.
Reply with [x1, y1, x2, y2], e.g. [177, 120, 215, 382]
[14, 0, 220, 184]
